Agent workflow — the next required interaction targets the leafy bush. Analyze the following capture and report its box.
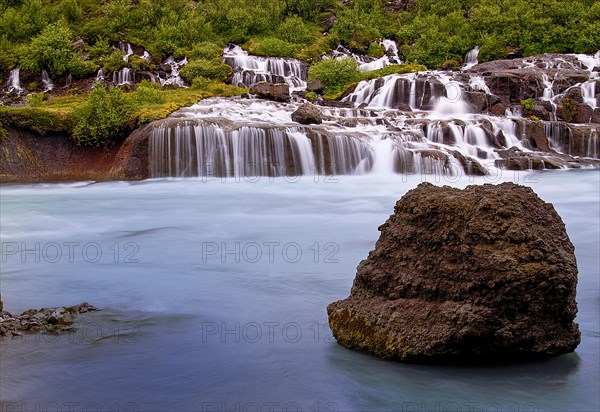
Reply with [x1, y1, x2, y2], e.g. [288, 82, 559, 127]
[26, 92, 47, 107]
[308, 57, 361, 95]
[131, 81, 165, 104]
[73, 85, 130, 147]
[189, 42, 224, 60]
[20, 20, 76, 77]
[249, 38, 299, 57]
[101, 50, 128, 73]
[179, 59, 232, 83]
[276, 16, 315, 45]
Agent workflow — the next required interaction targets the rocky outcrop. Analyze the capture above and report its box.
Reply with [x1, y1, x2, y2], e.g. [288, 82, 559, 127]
[249, 82, 290, 102]
[291, 103, 323, 125]
[307, 79, 326, 93]
[1, 303, 97, 337]
[328, 182, 581, 362]
[108, 124, 153, 180]
[0, 127, 121, 183]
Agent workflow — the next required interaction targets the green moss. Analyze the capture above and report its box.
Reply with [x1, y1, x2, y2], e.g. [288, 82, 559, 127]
[305, 91, 318, 101]
[521, 98, 534, 111]
[561, 98, 578, 123]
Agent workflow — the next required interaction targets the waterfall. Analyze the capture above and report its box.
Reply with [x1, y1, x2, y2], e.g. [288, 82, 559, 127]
[331, 39, 402, 72]
[344, 73, 448, 110]
[96, 68, 104, 81]
[6, 67, 21, 94]
[587, 129, 598, 158]
[463, 46, 480, 70]
[64, 74, 72, 88]
[119, 42, 134, 62]
[581, 80, 598, 110]
[113, 68, 133, 85]
[41, 70, 54, 92]
[150, 123, 317, 178]
[223, 45, 307, 90]
[158, 56, 187, 87]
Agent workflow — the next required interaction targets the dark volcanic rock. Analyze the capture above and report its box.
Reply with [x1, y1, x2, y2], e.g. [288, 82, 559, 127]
[1, 303, 98, 337]
[307, 79, 326, 93]
[249, 82, 290, 102]
[291, 103, 323, 125]
[327, 183, 580, 362]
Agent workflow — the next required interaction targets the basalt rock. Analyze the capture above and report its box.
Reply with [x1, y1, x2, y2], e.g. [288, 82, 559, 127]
[249, 82, 290, 102]
[291, 103, 323, 125]
[327, 182, 581, 362]
[0, 303, 98, 337]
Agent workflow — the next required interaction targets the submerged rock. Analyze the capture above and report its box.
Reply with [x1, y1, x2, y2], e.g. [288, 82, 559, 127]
[328, 182, 580, 362]
[0, 302, 98, 337]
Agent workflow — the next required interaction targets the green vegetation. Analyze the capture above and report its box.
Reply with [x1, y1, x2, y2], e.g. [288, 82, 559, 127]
[308, 58, 426, 99]
[1, 0, 598, 145]
[521, 98, 534, 111]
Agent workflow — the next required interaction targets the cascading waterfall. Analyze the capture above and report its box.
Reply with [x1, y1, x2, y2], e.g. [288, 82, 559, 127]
[41, 70, 54, 92]
[147, 49, 600, 179]
[119, 41, 134, 62]
[113, 68, 133, 85]
[223, 45, 307, 90]
[6, 67, 21, 93]
[96, 69, 104, 81]
[581, 80, 597, 110]
[158, 56, 187, 87]
[463, 46, 480, 70]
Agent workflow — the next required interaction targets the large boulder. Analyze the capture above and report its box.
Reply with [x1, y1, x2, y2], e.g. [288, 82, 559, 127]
[328, 183, 581, 362]
[291, 103, 323, 125]
[249, 82, 290, 102]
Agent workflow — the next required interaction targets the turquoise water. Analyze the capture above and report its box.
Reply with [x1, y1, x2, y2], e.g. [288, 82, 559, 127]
[1, 170, 598, 412]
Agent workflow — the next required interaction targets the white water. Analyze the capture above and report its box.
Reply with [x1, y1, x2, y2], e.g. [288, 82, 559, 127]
[157, 56, 187, 88]
[40, 70, 54, 92]
[113, 67, 133, 85]
[330, 39, 402, 73]
[223, 45, 307, 91]
[96, 68, 104, 81]
[6, 67, 21, 93]
[463, 46, 480, 70]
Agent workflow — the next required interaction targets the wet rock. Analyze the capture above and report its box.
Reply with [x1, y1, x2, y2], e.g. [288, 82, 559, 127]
[0, 302, 98, 338]
[250, 82, 290, 102]
[495, 147, 563, 170]
[72, 39, 85, 50]
[322, 13, 336, 32]
[327, 182, 580, 362]
[307, 79, 326, 93]
[292, 103, 323, 125]
[488, 102, 507, 116]
[556, 98, 593, 123]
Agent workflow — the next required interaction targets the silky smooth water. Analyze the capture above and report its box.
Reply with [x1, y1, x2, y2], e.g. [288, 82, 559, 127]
[1, 171, 599, 412]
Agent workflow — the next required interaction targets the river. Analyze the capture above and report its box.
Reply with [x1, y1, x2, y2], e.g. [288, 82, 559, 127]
[1, 170, 598, 411]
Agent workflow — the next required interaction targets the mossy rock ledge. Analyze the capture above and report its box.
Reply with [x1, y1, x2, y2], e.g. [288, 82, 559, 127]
[327, 182, 581, 362]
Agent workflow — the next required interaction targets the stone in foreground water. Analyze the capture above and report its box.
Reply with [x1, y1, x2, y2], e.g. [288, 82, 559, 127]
[327, 182, 580, 362]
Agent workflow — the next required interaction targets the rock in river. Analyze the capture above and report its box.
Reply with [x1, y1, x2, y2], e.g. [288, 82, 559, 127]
[327, 182, 580, 362]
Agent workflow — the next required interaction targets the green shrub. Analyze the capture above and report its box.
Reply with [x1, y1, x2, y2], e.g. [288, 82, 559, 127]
[129, 55, 152, 72]
[305, 91, 318, 101]
[276, 16, 315, 45]
[179, 59, 232, 83]
[189, 42, 224, 60]
[68, 58, 98, 79]
[191, 76, 212, 90]
[308, 57, 362, 94]
[131, 81, 165, 104]
[101, 50, 128, 73]
[73, 85, 130, 147]
[26, 92, 46, 106]
[249, 38, 300, 57]
[20, 20, 76, 77]
[367, 42, 385, 58]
